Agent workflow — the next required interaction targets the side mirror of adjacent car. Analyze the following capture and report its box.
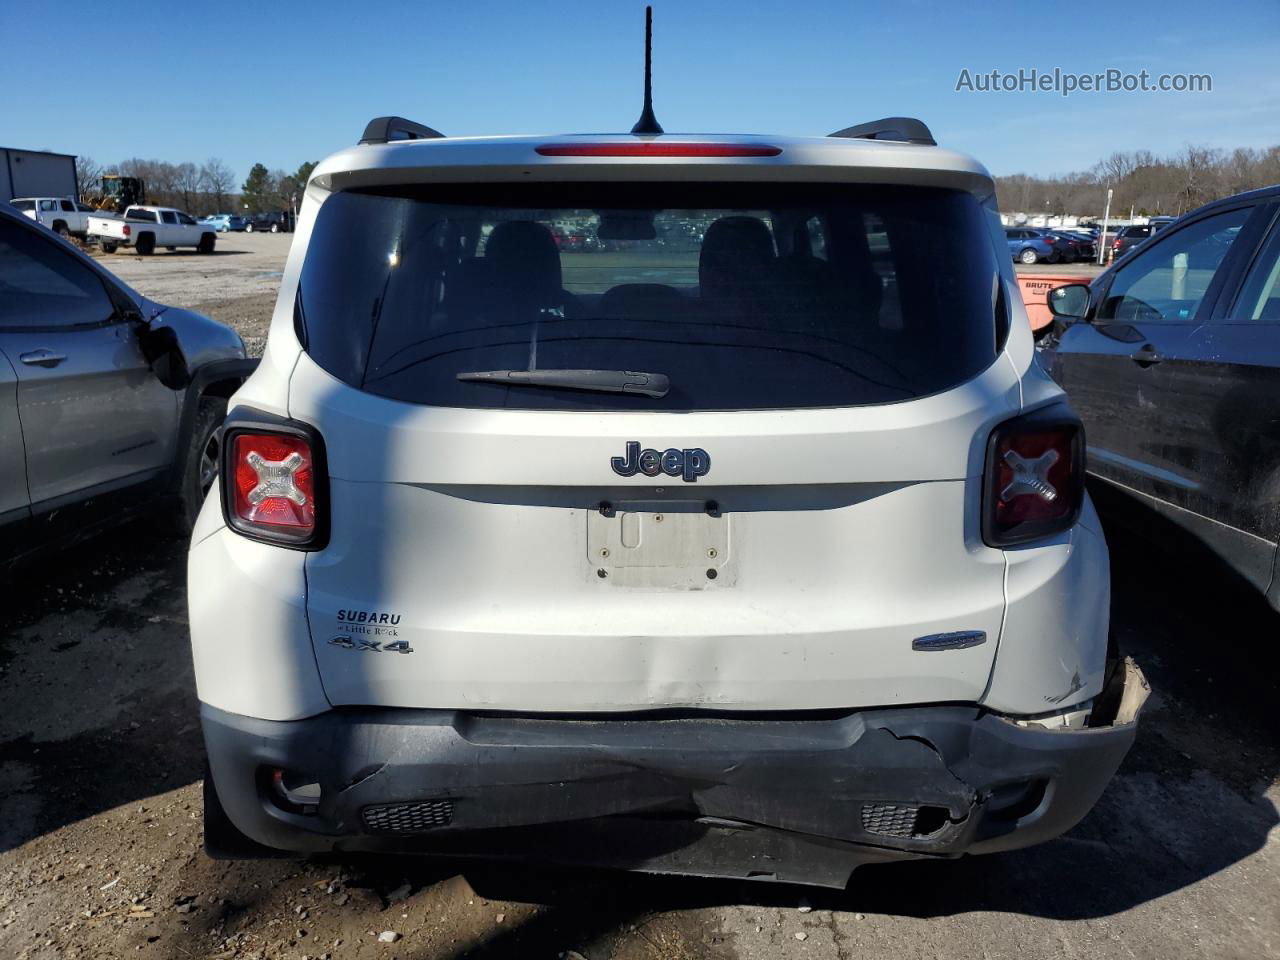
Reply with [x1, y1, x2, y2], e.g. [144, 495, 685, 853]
[137, 321, 191, 389]
[1047, 283, 1091, 320]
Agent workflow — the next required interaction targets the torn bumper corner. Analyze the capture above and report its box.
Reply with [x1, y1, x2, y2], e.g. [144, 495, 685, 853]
[201, 661, 1147, 887]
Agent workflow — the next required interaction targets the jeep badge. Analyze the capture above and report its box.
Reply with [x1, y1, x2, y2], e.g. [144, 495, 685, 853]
[611, 442, 710, 482]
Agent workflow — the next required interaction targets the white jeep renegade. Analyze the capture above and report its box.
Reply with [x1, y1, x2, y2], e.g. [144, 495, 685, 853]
[188, 112, 1148, 887]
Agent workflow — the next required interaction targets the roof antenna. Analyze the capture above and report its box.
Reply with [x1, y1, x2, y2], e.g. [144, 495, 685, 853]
[630, 6, 664, 135]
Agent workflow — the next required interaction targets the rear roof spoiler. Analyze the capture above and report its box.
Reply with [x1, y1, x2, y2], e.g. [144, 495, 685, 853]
[359, 116, 445, 145]
[828, 117, 935, 146]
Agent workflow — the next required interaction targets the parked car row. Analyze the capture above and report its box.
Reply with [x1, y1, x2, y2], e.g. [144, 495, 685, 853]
[1006, 220, 1188, 266]
[190, 211, 297, 234]
[1005, 226, 1097, 264]
[6, 196, 227, 255]
[199, 213, 247, 232]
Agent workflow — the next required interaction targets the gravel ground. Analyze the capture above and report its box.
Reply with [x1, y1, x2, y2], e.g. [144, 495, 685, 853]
[2, 521, 1276, 960]
[4, 237, 1274, 960]
[84, 231, 292, 356]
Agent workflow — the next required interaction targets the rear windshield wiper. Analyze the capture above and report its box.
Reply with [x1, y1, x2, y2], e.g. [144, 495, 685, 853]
[455, 368, 670, 398]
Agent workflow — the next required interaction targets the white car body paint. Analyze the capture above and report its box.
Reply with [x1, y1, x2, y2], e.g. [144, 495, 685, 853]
[189, 132, 1108, 721]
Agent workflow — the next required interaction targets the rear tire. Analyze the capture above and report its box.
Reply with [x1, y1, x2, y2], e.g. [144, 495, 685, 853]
[172, 396, 227, 535]
[198, 233, 216, 254]
[1019, 247, 1038, 265]
[135, 233, 155, 256]
[101, 241, 118, 254]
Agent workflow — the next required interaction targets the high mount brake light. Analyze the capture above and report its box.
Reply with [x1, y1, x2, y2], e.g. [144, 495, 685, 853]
[534, 143, 782, 158]
[982, 409, 1085, 547]
[221, 414, 328, 549]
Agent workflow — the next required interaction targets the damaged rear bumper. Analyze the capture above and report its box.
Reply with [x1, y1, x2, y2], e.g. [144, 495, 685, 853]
[202, 659, 1148, 888]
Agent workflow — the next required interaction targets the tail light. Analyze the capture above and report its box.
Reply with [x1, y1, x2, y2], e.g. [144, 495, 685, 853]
[122, 225, 131, 237]
[221, 410, 328, 549]
[982, 407, 1085, 546]
[1113, 237, 1121, 249]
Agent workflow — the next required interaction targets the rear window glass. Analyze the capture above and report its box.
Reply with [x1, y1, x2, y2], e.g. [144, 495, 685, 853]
[298, 183, 1001, 411]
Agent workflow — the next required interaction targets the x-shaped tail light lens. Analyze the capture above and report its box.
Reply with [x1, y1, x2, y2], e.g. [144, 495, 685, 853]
[984, 415, 1084, 546]
[232, 434, 316, 532]
[1001, 448, 1060, 504]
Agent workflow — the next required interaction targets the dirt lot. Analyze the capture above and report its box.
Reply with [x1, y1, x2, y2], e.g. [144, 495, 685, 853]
[84, 232, 291, 356]
[1, 236, 1276, 960]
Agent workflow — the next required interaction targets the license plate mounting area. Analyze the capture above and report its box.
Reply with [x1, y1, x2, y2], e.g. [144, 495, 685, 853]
[586, 501, 733, 588]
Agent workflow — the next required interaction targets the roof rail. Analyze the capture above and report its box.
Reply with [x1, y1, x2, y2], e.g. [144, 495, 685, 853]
[359, 116, 445, 145]
[828, 117, 935, 146]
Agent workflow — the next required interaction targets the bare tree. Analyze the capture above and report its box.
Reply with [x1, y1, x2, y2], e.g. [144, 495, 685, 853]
[76, 156, 104, 198]
[996, 141, 1278, 218]
[1095, 151, 1136, 185]
[175, 162, 202, 213]
[1176, 144, 1222, 213]
[201, 158, 235, 213]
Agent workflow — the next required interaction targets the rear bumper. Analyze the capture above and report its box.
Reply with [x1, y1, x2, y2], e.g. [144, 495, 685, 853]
[202, 660, 1147, 888]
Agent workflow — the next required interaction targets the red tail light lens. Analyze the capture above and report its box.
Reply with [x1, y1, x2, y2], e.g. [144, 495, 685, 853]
[122, 225, 131, 237]
[983, 409, 1085, 546]
[232, 434, 315, 530]
[1113, 237, 1121, 248]
[221, 414, 328, 549]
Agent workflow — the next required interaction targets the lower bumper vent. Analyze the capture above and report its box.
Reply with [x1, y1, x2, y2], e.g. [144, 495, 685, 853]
[861, 802, 949, 839]
[362, 799, 455, 833]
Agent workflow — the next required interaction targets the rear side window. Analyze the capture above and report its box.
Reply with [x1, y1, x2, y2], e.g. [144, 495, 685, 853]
[1229, 219, 1280, 322]
[298, 183, 1002, 411]
[11, 200, 34, 211]
[126, 209, 157, 223]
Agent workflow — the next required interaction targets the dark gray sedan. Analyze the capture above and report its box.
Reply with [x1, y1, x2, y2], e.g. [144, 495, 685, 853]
[1039, 184, 1280, 609]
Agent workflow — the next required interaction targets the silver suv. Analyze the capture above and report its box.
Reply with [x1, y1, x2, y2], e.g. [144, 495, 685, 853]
[0, 203, 253, 561]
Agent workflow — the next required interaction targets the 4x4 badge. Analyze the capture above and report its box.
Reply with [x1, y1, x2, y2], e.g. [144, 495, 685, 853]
[611, 442, 710, 482]
[329, 635, 414, 654]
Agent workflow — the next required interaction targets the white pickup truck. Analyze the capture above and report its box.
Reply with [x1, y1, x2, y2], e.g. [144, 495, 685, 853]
[87, 205, 217, 255]
[10, 197, 99, 238]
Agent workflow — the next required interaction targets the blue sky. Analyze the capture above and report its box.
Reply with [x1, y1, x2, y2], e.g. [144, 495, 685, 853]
[4, 0, 1277, 185]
